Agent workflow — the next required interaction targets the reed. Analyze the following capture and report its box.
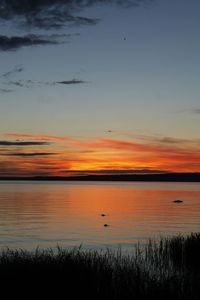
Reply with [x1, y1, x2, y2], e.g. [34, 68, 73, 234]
[0, 233, 199, 299]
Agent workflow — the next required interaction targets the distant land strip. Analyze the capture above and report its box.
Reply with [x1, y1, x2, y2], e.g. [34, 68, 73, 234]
[0, 173, 200, 182]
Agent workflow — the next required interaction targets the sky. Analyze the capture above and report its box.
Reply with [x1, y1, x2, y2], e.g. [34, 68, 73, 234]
[0, 0, 200, 176]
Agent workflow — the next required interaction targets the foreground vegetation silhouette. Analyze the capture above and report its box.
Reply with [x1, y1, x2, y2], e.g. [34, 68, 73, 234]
[0, 233, 199, 299]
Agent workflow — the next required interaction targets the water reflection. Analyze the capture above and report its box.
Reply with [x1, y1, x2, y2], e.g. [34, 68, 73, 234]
[0, 181, 199, 250]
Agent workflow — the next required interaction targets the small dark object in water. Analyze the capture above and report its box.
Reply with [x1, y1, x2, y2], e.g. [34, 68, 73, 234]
[101, 214, 106, 217]
[173, 200, 183, 203]
[104, 224, 109, 227]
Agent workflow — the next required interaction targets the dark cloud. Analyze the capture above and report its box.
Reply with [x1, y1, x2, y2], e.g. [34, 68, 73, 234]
[0, 140, 50, 146]
[57, 79, 85, 85]
[0, 0, 154, 29]
[0, 152, 56, 156]
[0, 34, 60, 51]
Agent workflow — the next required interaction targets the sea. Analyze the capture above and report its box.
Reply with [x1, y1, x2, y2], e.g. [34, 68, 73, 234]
[0, 181, 199, 251]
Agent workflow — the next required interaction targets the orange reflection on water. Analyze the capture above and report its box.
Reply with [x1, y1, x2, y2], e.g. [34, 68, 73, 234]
[0, 182, 199, 250]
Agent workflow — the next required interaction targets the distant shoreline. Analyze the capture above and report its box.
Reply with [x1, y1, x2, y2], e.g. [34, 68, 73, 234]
[0, 173, 199, 182]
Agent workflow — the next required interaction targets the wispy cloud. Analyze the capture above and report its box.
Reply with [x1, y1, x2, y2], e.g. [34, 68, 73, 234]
[1, 64, 86, 91]
[4, 133, 67, 142]
[3, 78, 86, 89]
[192, 108, 200, 114]
[0, 88, 13, 93]
[176, 108, 200, 115]
[104, 130, 200, 148]
[2, 65, 24, 78]
[152, 136, 192, 144]
[4, 132, 200, 154]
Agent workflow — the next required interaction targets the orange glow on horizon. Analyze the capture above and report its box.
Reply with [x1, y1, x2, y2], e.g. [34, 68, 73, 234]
[0, 132, 200, 176]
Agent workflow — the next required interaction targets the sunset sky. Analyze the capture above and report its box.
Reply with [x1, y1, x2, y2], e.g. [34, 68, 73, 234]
[0, 0, 199, 176]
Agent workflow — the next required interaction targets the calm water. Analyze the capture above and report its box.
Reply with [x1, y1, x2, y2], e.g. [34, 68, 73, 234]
[0, 181, 199, 250]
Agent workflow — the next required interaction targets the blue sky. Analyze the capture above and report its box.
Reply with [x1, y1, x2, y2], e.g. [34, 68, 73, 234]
[0, 0, 199, 175]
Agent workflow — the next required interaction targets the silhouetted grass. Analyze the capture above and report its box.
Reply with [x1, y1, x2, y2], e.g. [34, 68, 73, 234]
[0, 233, 199, 299]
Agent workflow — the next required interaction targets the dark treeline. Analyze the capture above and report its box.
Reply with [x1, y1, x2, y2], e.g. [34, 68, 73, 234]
[0, 172, 200, 181]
